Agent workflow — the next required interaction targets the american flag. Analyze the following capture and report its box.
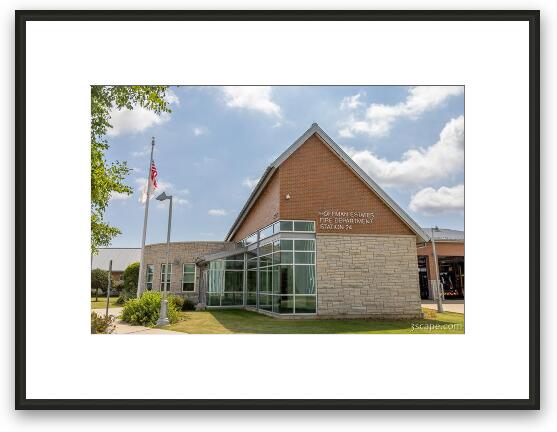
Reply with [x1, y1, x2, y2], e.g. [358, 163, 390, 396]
[140, 161, 158, 203]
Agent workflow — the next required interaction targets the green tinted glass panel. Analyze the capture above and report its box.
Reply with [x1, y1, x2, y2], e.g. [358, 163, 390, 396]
[295, 295, 316, 313]
[259, 255, 272, 267]
[295, 252, 315, 264]
[222, 292, 243, 306]
[275, 295, 294, 314]
[294, 239, 315, 251]
[280, 221, 293, 231]
[279, 266, 294, 294]
[183, 264, 195, 273]
[259, 294, 272, 311]
[295, 265, 315, 294]
[224, 271, 243, 292]
[280, 239, 293, 250]
[225, 260, 244, 270]
[247, 292, 257, 306]
[207, 294, 221, 306]
[294, 221, 315, 232]
[247, 270, 257, 292]
[281, 251, 293, 264]
[247, 259, 257, 269]
[272, 266, 279, 293]
[260, 268, 272, 293]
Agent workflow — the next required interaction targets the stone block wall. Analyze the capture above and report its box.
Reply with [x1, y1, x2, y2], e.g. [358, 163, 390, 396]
[139, 241, 235, 302]
[316, 234, 422, 319]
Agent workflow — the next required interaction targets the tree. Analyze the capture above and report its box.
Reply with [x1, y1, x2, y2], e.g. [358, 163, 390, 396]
[91, 86, 171, 254]
[123, 262, 140, 293]
[91, 268, 111, 301]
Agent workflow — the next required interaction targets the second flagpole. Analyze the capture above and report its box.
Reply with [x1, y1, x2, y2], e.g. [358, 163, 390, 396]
[137, 137, 155, 298]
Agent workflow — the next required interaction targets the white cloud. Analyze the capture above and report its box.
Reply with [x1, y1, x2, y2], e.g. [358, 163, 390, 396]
[221, 86, 281, 117]
[108, 88, 180, 137]
[242, 177, 260, 189]
[344, 115, 464, 188]
[409, 184, 464, 215]
[109, 191, 131, 201]
[208, 209, 227, 216]
[193, 126, 207, 136]
[340, 93, 365, 110]
[339, 86, 463, 138]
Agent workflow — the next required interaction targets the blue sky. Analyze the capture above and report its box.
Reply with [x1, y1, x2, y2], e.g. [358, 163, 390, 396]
[104, 86, 464, 247]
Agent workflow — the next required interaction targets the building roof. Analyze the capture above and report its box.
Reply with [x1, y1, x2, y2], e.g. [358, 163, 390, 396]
[225, 123, 430, 243]
[424, 228, 464, 242]
[91, 248, 141, 272]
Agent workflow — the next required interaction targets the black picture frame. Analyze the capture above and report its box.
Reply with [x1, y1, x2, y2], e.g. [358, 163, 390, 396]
[14, 9, 540, 410]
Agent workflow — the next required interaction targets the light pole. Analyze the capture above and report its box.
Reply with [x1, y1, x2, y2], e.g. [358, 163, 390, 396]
[430, 226, 443, 313]
[156, 191, 173, 326]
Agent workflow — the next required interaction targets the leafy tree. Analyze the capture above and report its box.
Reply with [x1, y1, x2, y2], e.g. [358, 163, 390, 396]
[91, 86, 171, 254]
[91, 268, 111, 301]
[122, 262, 140, 293]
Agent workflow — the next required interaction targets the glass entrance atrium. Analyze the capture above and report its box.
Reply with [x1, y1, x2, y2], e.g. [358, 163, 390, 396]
[205, 220, 317, 315]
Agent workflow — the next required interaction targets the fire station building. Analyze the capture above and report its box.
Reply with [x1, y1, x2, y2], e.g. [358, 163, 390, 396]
[139, 123, 441, 319]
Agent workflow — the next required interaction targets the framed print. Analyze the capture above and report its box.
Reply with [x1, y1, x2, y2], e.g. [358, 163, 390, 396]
[15, 10, 540, 409]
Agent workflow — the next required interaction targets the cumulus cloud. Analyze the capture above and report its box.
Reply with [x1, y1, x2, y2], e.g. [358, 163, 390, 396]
[339, 86, 463, 138]
[108, 88, 180, 137]
[344, 115, 464, 188]
[242, 177, 260, 189]
[208, 209, 227, 216]
[409, 184, 464, 215]
[221, 86, 281, 117]
[340, 93, 365, 110]
[133, 178, 190, 206]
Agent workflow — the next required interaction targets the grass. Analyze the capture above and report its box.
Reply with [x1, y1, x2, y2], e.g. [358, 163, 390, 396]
[166, 308, 464, 334]
[91, 296, 120, 310]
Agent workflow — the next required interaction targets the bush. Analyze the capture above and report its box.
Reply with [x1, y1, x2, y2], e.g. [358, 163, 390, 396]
[169, 295, 184, 311]
[121, 292, 179, 327]
[182, 298, 196, 311]
[91, 312, 115, 334]
[91, 268, 111, 298]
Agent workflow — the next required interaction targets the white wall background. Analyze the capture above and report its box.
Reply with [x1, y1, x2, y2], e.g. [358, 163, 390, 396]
[1, 0, 554, 430]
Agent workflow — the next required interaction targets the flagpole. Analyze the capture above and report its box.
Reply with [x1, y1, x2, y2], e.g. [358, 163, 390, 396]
[137, 137, 155, 298]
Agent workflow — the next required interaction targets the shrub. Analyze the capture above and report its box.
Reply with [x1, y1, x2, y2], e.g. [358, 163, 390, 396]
[422, 308, 437, 319]
[169, 295, 184, 311]
[91, 268, 111, 298]
[182, 298, 196, 311]
[121, 291, 179, 327]
[91, 312, 115, 334]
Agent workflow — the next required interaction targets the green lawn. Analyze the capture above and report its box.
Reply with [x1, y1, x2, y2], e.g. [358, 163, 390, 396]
[91, 296, 120, 310]
[166, 308, 464, 334]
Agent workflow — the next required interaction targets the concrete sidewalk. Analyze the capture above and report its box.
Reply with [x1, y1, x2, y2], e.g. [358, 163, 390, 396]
[421, 302, 464, 314]
[92, 307, 184, 334]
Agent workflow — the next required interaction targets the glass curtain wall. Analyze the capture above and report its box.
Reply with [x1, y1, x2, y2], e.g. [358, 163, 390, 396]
[207, 221, 317, 314]
[207, 254, 245, 306]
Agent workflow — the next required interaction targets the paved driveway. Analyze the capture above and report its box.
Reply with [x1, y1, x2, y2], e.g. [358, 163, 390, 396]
[421, 302, 464, 314]
[92, 307, 183, 334]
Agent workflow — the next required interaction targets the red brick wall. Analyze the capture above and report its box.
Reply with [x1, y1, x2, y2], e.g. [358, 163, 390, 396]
[231, 171, 280, 241]
[279, 134, 415, 236]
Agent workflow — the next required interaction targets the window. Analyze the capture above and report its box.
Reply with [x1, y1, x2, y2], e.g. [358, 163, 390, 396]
[160, 263, 172, 292]
[146, 264, 154, 291]
[182, 264, 196, 292]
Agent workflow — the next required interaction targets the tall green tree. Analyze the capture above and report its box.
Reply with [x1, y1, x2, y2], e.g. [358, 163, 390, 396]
[91, 86, 171, 254]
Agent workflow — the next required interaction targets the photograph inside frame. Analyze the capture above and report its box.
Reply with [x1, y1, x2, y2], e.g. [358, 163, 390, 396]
[90, 85, 464, 335]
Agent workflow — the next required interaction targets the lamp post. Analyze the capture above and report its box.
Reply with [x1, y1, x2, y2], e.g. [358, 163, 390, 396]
[430, 226, 443, 313]
[156, 191, 173, 326]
